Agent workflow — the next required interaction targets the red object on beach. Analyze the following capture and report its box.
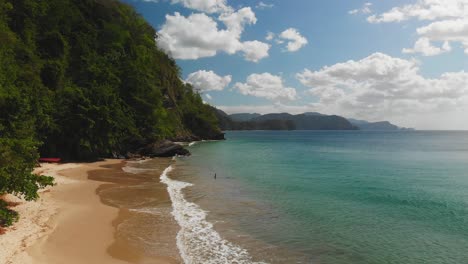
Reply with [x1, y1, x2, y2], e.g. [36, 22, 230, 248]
[38, 158, 61, 163]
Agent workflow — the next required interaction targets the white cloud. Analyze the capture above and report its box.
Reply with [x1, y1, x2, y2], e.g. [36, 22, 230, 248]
[367, 0, 468, 56]
[278, 28, 308, 52]
[217, 102, 315, 114]
[218, 7, 257, 34]
[348, 2, 372, 15]
[256, 1, 274, 9]
[296, 52, 468, 127]
[416, 18, 468, 54]
[158, 12, 233, 59]
[367, 0, 467, 23]
[185, 70, 232, 91]
[157, 8, 270, 62]
[265, 31, 275, 41]
[171, 0, 231, 13]
[240, 41, 271, 62]
[402, 37, 451, 56]
[234, 73, 297, 101]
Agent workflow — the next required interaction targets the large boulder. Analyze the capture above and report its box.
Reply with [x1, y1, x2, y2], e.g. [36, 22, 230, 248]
[138, 140, 190, 157]
[171, 132, 225, 142]
[209, 132, 225, 140]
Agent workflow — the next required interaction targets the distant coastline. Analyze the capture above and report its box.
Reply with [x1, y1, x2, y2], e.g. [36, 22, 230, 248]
[214, 108, 414, 131]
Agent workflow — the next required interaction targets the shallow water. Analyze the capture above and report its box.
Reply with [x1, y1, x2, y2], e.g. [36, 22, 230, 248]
[89, 159, 181, 263]
[169, 131, 468, 264]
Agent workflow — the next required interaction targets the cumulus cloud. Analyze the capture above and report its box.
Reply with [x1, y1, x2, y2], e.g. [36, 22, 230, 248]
[296, 52, 468, 123]
[265, 31, 275, 41]
[348, 2, 372, 15]
[367, 0, 468, 56]
[171, 0, 231, 13]
[367, 0, 467, 23]
[278, 28, 308, 52]
[240, 41, 271, 62]
[157, 8, 270, 62]
[234, 73, 298, 101]
[402, 37, 451, 56]
[415, 18, 468, 54]
[185, 70, 232, 91]
[218, 7, 257, 33]
[158, 13, 228, 59]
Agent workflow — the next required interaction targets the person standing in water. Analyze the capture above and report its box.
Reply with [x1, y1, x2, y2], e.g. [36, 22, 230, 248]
[214, 173, 217, 179]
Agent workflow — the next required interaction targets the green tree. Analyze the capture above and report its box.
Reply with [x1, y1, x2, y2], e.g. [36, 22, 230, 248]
[0, 0, 222, 226]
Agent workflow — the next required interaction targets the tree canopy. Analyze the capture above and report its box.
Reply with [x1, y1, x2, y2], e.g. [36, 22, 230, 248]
[0, 0, 222, 226]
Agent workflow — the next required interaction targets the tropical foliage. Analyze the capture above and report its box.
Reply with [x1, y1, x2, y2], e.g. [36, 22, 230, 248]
[0, 0, 221, 226]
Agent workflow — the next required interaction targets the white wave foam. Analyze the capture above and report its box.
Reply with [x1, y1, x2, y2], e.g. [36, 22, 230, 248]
[129, 207, 165, 215]
[126, 159, 152, 164]
[122, 165, 157, 174]
[160, 166, 266, 264]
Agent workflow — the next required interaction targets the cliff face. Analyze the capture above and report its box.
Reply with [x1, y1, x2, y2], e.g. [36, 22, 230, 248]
[0, 0, 223, 160]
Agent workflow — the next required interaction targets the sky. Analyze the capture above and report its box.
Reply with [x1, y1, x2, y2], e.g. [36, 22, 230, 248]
[121, 0, 468, 130]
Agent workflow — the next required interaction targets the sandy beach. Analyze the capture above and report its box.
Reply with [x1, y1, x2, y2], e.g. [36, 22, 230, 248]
[0, 159, 179, 264]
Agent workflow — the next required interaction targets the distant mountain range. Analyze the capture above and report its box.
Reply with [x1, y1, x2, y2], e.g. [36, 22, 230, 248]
[229, 113, 262, 122]
[347, 119, 414, 131]
[214, 109, 413, 131]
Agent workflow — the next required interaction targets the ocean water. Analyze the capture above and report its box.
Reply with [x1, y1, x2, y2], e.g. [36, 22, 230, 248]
[164, 131, 468, 264]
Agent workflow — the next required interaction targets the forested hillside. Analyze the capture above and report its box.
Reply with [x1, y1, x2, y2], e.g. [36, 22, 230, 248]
[0, 0, 222, 225]
[214, 110, 358, 131]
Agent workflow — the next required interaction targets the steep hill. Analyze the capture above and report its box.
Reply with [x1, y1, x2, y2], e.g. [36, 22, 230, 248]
[0, 0, 222, 161]
[0, 0, 223, 222]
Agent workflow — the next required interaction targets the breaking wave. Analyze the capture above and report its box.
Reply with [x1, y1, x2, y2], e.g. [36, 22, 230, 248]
[160, 166, 265, 264]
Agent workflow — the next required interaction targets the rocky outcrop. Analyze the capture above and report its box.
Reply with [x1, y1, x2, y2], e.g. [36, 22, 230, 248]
[170, 130, 225, 142]
[137, 140, 190, 157]
[208, 132, 225, 140]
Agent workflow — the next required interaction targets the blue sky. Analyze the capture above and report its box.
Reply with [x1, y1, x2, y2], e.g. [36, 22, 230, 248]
[121, 0, 468, 129]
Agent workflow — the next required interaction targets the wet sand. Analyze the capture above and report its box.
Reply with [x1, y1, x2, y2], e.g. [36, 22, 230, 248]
[91, 159, 180, 264]
[0, 159, 180, 264]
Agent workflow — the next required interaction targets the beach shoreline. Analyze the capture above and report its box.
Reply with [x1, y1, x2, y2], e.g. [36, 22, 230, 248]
[0, 159, 179, 264]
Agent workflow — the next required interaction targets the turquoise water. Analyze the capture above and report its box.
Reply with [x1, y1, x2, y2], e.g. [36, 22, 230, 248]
[175, 131, 468, 264]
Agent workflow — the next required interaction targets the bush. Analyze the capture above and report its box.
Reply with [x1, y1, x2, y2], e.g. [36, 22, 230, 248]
[0, 200, 19, 227]
[0, 138, 54, 227]
[0, 138, 54, 201]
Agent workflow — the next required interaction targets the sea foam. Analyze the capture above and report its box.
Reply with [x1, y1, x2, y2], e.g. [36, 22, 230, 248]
[122, 159, 157, 174]
[160, 166, 266, 264]
[122, 165, 158, 174]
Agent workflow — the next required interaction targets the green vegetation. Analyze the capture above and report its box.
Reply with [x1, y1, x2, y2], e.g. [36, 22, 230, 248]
[0, 200, 18, 227]
[0, 0, 222, 226]
[214, 110, 358, 130]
